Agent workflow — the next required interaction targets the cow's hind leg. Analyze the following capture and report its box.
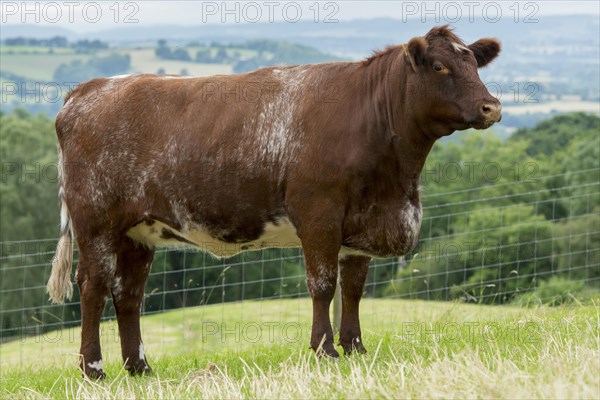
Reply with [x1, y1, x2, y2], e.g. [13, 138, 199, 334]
[76, 239, 116, 379]
[338, 255, 370, 355]
[112, 237, 154, 375]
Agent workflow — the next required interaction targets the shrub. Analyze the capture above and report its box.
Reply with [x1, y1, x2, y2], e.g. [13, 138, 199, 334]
[512, 277, 600, 306]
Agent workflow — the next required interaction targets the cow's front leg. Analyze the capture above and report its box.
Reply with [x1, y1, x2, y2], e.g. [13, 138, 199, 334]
[76, 245, 113, 379]
[338, 255, 370, 355]
[295, 201, 343, 357]
[112, 237, 154, 375]
[304, 244, 340, 357]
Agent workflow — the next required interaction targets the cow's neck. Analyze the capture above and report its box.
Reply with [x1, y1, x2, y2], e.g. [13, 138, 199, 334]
[391, 124, 434, 195]
[364, 56, 436, 200]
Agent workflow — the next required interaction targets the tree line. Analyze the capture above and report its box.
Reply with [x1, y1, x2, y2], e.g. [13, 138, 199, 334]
[154, 39, 343, 73]
[3, 36, 109, 53]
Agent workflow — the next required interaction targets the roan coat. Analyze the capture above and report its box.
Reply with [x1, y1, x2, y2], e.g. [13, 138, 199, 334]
[48, 26, 501, 378]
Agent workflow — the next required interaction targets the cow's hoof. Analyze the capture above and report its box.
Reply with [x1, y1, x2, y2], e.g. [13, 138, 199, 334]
[126, 362, 152, 376]
[340, 337, 367, 355]
[313, 343, 340, 358]
[83, 369, 106, 380]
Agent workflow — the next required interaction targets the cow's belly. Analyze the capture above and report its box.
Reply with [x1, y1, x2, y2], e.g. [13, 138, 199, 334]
[126, 217, 302, 257]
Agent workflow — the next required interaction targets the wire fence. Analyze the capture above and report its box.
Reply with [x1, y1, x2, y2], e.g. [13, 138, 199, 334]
[0, 168, 598, 367]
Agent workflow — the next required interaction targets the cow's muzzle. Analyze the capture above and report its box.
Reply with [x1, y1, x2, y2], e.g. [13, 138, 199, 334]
[481, 101, 502, 122]
[470, 100, 502, 129]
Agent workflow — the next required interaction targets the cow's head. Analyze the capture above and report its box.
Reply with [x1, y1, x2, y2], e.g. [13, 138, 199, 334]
[405, 26, 502, 136]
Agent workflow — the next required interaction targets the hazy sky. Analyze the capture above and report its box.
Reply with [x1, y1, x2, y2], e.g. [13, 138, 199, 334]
[2, 1, 599, 33]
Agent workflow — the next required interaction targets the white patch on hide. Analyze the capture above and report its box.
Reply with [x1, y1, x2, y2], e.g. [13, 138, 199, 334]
[341, 198, 423, 258]
[104, 254, 117, 277]
[87, 360, 103, 371]
[252, 66, 308, 180]
[451, 42, 472, 54]
[94, 241, 117, 276]
[139, 343, 145, 360]
[401, 201, 423, 248]
[306, 259, 336, 294]
[134, 159, 157, 200]
[159, 75, 197, 80]
[316, 263, 335, 292]
[126, 217, 301, 258]
[112, 276, 122, 300]
[338, 246, 374, 257]
[88, 169, 106, 207]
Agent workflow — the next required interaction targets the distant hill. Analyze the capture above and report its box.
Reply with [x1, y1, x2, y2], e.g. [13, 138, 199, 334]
[3, 16, 599, 56]
[0, 24, 75, 39]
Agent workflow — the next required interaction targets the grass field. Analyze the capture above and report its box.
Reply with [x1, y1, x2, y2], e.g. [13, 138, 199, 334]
[109, 48, 232, 76]
[0, 47, 232, 81]
[503, 101, 600, 115]
[0, 47, 77, 55]
[0, 53, 92, 81]
[0, 299, 598, 399]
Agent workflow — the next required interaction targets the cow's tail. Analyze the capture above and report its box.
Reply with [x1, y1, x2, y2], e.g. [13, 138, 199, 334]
[47, 146, 74, 304]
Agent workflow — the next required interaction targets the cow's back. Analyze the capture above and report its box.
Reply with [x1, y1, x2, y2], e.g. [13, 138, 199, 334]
[56, 69, 331, 254]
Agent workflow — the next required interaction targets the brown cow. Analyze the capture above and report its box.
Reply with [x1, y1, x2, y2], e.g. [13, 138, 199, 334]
[48, 26, 501, 378]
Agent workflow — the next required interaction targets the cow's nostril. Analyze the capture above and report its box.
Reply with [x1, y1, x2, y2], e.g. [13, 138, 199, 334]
[482, 104, 492, 114]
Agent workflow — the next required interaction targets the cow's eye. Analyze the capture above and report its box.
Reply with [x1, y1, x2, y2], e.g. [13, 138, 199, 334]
[433, 63, 444, 72]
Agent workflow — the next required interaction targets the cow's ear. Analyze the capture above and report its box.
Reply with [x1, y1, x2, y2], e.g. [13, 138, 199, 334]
[406, 37, 428, 69]
[468, 38, 501, 68]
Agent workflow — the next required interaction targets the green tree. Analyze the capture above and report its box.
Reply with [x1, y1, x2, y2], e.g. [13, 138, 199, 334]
[419, 132, 548, 240]
[0, 110, 58, 241]
[195, 49, 213, 63]
[550, 128, 600, 217]
[214, 48, 228, 63]
[387, 205, 554, 304]
[0, 110, 76, 337]
[553, 214, 600, 283]
[510, 112, 600, 157]
[53, 53, 131, 82]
